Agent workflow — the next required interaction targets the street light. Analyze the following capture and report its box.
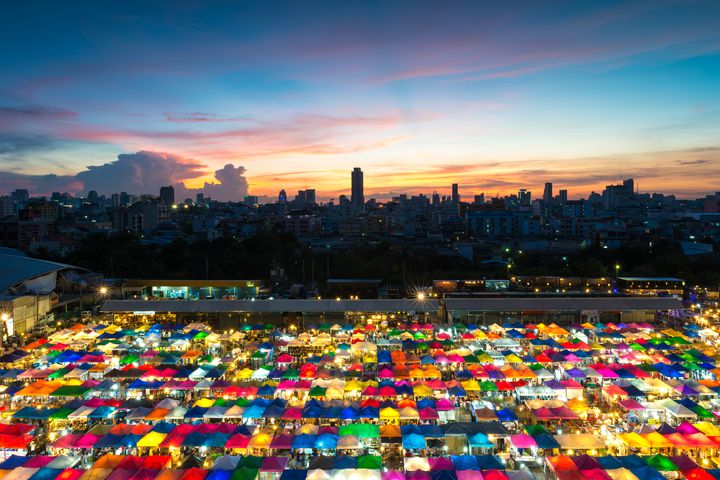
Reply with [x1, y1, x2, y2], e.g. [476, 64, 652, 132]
[615, 264, 621, 279]
[99, 286, 108, 296]
[417, 292, 425, 301]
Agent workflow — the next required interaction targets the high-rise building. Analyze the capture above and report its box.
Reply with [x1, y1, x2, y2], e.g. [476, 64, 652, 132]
[473, 194, 485, 205]
[518, 189, 531, 206]
[159, 186, 175, 205]
[623, 178, 635, 194]
[0, 196, 13, 218]
[296, 189, 316, 204]
[559, 189, 568, 205]
[11, 189, 29, 209]
[278, 189, 287, 204]
[543, 183, 553, 203]
[351, 167, 364, 207]
[451, 183, 460, 204]
[305, 189, 316, 204]
[196, 193, 204, 204]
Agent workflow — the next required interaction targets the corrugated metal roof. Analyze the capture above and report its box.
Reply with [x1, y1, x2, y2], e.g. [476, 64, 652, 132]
[443, 296, 682, 311]
[101, 298, 439, 313]
[0, 253, 83, 294]
[101, 296, 681, 313]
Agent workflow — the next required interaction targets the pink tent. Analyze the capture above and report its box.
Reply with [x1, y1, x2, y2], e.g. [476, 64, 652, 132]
[457, 472, 483, 480]
[52, 433, 83, 449]
[277, 380, 297, 390]
[618, 399, 645, 411]
[23, 456, 55, 468]
[225, 433, 251, 449]
[382, 472, 406, 480]
[676, 422, 701, 435]
[281, 407, 303, 420]
[419, 408, 439, 420]
[269, 434, 294, 449]
[75, 433, 103, 449]
[435, 399, 455, 411]
[510, 434, 538, 449]
[428, 458, 454, 471]
[261, 457, 289, 472]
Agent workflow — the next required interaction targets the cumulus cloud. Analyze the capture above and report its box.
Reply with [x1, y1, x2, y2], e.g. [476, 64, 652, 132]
[176, 163, 249, 202]
[0, 151, 250, 202]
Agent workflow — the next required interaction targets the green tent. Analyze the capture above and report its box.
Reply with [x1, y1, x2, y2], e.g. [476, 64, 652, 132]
[49, 406, 76, 419]
[645, 454, 678, 471]
[50, 385, 91, 397]
[119, 354, 139, 365]
[239, 456, 263, 469]
[629, 343, 646, 351]
[235, 398, 251, 407]
[193, 331, 209, 340]
[524, 424, 550, 435]
[357, 455, 382, 470]
[480, 381, 498, 392]
[416, 342, 429, 351]
[318, 323, 332, 331]
[690, 405, 715, 419]
[309, 386, 327, 397]
[48, 367, 73, 379]
[339, 423, 380, 439]
[251, 351, 266, 359]
[283, 369, 299, 379]
[231, 467, 259, 480]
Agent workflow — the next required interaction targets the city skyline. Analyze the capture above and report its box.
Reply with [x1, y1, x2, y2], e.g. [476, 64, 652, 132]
[1, 1, 720, 200]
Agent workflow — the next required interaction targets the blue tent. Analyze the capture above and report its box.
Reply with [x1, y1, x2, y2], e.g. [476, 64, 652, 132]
[402, 433, 427, 450]
[431, 471, 457, 480]
[88, 406, 116, 419]
[292, 434, 316, 449]
[595, 457, 623, 470]
[280, 471, 308, 480]
[451, 455, 479, 470]
[496, 408, 518, 422]
[475, 456, 504, 470]
[314, 433, 338, 449]
[340, 406, 360, 420]
[617, 456, 648, 469]
[467, 432, 492, 448]
[420, 424, 445, 438]
[629, 467, 665, 480]
[243, 405, 267, 419]
[532, 433, 560, 449]
[334, 456, 358, 469]
[360, 406, 379, 418]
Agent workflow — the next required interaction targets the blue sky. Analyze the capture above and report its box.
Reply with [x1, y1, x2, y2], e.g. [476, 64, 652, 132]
[1, 0, 719, 200]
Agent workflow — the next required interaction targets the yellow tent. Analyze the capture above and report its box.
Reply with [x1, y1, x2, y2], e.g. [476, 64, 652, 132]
[618, 432, 651, 449]
[236, 368, 254, 379]
[380, 407, 400, 420]
[194, 398, 215, 408]
[694, 422, 720, 437]
[461, 380, 481, 392]
[642, 431, 672, 448]
[137, 431, 167, 448]
[248, 433, 272, 449]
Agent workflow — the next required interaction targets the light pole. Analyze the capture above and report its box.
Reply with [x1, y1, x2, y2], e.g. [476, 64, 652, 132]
[615, 264, 620, 279]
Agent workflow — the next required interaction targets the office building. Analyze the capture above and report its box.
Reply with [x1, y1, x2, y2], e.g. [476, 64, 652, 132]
[351, 167, 364, 207]
[159, 186, 175, 205]
[543, 183, 553, 203]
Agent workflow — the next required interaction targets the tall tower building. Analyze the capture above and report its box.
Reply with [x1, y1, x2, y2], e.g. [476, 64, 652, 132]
[351, 167, 364, 207]
[543, 183, 553, 203]
[159, 185, 175, 205]
[451, 183, 460, 205]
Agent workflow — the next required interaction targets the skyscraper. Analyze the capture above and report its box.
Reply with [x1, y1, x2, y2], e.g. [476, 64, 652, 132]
[559, 189, 568, 205]
[278, 189, 287, 204]
[543, 183, 553, 203]
[351, 167, 364, 207]
[159, 185, 175, 205]
[451, 183, 460, 204]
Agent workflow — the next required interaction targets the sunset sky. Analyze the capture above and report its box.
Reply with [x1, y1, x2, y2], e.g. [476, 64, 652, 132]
[1, 1, 720, 201]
